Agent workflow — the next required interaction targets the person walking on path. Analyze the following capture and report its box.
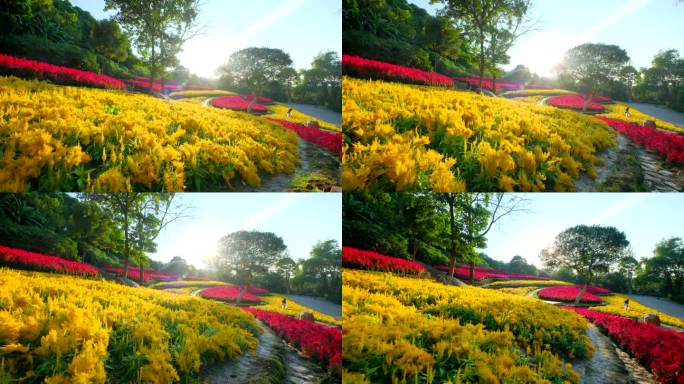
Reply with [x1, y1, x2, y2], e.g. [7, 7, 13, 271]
[281, 297, 287, 310]
[624, 298, 630, 311]
[287, 108, 293, 118]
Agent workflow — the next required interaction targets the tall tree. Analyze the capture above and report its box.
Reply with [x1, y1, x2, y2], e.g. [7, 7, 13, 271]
[618, 252, 639, 295]
[541, 225, 630, 304]
[432, 0, 532, 91]
[217, 47, 296, 101]
[214, 230, 287, 303]
[555, 43, 630, 111]
[275, 256, 297, 294]
[105, 0, 201, 92]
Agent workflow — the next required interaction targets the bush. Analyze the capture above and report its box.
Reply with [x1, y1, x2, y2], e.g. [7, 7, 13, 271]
[0, 34, 100, 73]
[343, 30, 433, 71]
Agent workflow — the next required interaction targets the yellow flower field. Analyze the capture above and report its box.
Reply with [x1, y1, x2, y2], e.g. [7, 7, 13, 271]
[267, 104, 341, 132]
[511, 95, 545, 104]
[253, 294, 341, 327]
[0, 76, 299, 191]
[495, 286, 539, 296]
[174, 96, 209, 105]
[588, 294, 684, 328]
[598, 102, 684, 134]
[342, 77, 615, 191]
[168, 90, 236, 98]
[0, 268, 259, 383]
[343, 270, 588, 383]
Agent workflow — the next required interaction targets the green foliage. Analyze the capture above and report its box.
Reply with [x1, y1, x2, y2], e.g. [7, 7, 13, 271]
[292, 51, 341, 112]
[291, 240, 342, 303]
[634, 238, 684, 303]
[342, 0, 475, 73]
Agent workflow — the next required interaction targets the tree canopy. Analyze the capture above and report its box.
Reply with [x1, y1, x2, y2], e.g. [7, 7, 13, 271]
[217, 47, 297, 100]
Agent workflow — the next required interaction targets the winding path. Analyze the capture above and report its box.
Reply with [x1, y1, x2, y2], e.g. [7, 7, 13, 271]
[285, 294, 341, 320]
[627, 294, 684, 320]
[284, 103, 341, 127]
[626, 102, 684, 127]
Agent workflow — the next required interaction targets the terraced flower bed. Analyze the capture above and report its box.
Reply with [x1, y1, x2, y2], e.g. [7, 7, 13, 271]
[342, 246, 425, 274]
[267, 118, 342, 157]
[548, 95, 606, 112]
[435, 265, 549, 281]
[0, 244, 98, 276]
[596, 117, 684, 163]
[538, 285, 603, 303]
[342, 54, 453, 86]
[200, 286, 261, 303]
[210, 95, 268, 113]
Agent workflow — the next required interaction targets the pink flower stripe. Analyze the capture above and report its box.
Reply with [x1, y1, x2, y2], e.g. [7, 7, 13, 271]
[538, 286, 603, 303]
[342, 54, 453, 87]
[266, 118, 342, 157]
[342, 247, 425, 274]
[453, 76, 521, 91]
[243, 308, 341, 368]
[547, 95, 606, 111]
[595, 117, 684, 164]
[564, 307, 684, 383]
[0, 244, 98, 276]
[236, 285, 270, 295]
[579, 94, 613, 103]
[211, 95, 268, 112]
[434, 265, 549, 281]
[0, 53, 125, 89]
[240, 95, 274, 104]
[103, 267, 179, 281]
[200, 286, 261, 303]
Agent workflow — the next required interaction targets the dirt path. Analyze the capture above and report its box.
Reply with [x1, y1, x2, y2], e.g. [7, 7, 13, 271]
[626, 102, 684, 127]
[628, 294, 684, 320]
[201, 319, 327, 384]
[284, 103, 341, 127]
[285, 294, 341, 320]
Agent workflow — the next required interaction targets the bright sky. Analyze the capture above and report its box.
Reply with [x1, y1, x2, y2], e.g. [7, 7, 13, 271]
[145, 193, 342, 269]
[482, 193, 684, 268]
[410, 0, 684, 77]
[71, 0, 342, 78]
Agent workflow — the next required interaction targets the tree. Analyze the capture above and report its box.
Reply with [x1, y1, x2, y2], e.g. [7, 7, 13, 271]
[293, 240, 342, 302]
[541, 225, 630, 304]
[640, 238, 684, 301]
[275, 256, 297, 294]
[432, 0, 532, 92]
[214, 230, 287, 303]
[105, 0, 201, 92]
[163, 255, 194, 275]
[555, 43, 630, 111]
[293, 51, 341, 110]
[504, 64, 531, 84]
[217, 47, 296, 100]
[618, 252, 639, 295]
[90, 19, 129, 62]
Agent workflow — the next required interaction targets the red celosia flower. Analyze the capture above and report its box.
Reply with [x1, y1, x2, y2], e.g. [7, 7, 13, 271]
[0, 244, 99, 276]
[453, 76, 521, 91]
[342, 55, 453, 87]
[0, 53, 125, 89]
[211, 95, 268, 112]
[548, 95, 606, 111]
[266, 118, 342, 157]
[595, 117, 684, 164]
[241, 95, 274, 104]
[235, 285, 270, 295]
[200, 286, 261, 303]
[102, 267, 179, 281]
[564, 307, 684, 383]
[243, 308, 341, 368]
[538, 286, 603, 303]
[342, 247, 425, 274]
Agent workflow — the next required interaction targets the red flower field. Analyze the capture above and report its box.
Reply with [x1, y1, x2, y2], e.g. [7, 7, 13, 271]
[103, 267, 179, 281]
[0, 53, 125, 89]
[538, 286, 603, 303]
[267, 118, 342, 157]
[596, 117, 684, 164]
[453, 76, 521, 91]
[243, 308, 342, 368]
[566, 307, 684, 383]
[211, 95, 268, 112]
[0, 244, 98, 276]
[435, 264, 549, 281]
[342, 54, 453, 87]
[200, 285, 261, 303]
[342, 247, 425, 274]
[548, 95, 606, 112]
[236, 285, 270, 295]
[241, 95, 274, 104]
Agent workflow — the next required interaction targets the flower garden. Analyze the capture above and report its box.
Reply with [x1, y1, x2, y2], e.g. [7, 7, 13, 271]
[199, 285, 262, 303]
[0, 244, 99, 276]
[342, 54, 454, 86]
[343, 246, 684, 383]
[342, 246, 425, 274]
[435, 264, 549, 281]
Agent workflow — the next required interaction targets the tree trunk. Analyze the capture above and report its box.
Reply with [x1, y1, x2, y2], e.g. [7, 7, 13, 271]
[627, 272, 633, 295]
[411, 239, 418, 261]
[492, 74, 497, 95]
[150, 43, 156, 93]
[582, 92, 594, 112]
[448, 199, 457, 278]
[81, 245, 87, 264]
[478, 29, 485, 92]
[123, 210, 129, 279]
[575, 277, 592, 304]
[469, 260, 475, 284]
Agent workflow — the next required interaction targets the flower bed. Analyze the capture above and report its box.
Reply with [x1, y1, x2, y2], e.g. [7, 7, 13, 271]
[210, 95, 268, 113]
[152, 280, 230, 289]
[200, 286, 261, 303]
[580, 94, 613, 103]
[267, 118, 342, 157]
[243, 308, 341, 368]
[254, 295, 341, 327]
[103, 267, 179, 281]
[547, 95, 606, 112]
[588, 294, 684, 329]
[595, 117, 684, 164]
[0, 244, 98, 276]
[566, 307, 684, 383]
[598, 103, 684, 134]
[342, 54, 453, 87]
[435, 265, 549, 281]
[0, 53, 125, 89]
[236, 285, 269, 295]
[453, 76, 521, 91]
[342, 247, 425, 274]
[582, 284, 611, 294]
[169, 90, 235, 98]
[241, 95, 274, 104]
[538, 286, 603, 303]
